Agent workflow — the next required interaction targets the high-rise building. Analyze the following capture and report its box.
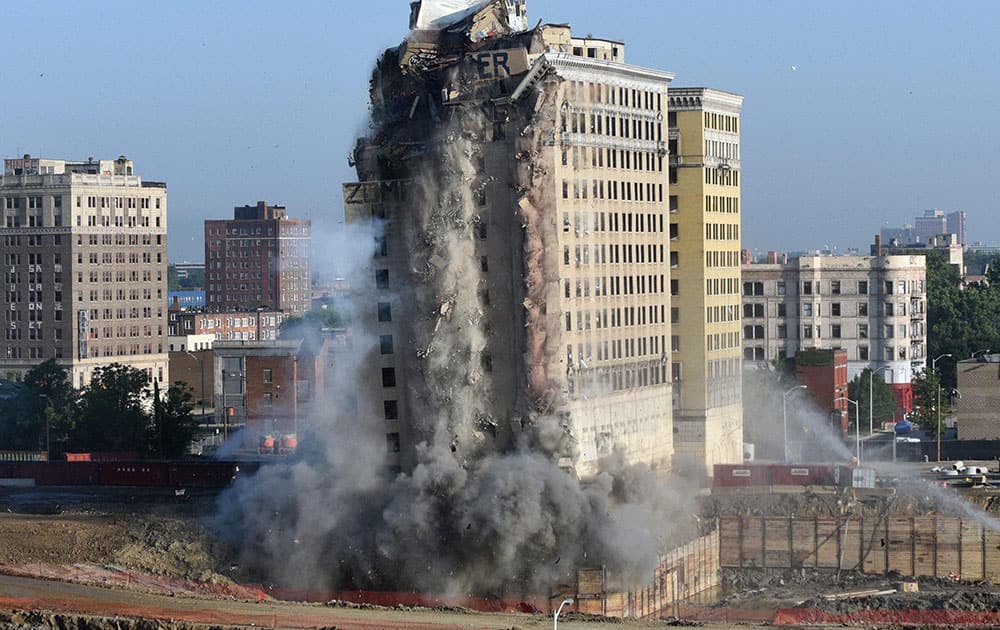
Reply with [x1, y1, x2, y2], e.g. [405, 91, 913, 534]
[741, 255, 927, 414]
[344, 4, 677, 477]
[914, 209, 946, 244]
[204, 201, 311, 316]
[667, 88, 745, 476]
[0, 155, 168, 388]
[947, 210, 966, 246]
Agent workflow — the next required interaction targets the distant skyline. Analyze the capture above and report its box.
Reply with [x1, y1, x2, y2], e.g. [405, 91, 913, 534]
[3, 1, 998, 262]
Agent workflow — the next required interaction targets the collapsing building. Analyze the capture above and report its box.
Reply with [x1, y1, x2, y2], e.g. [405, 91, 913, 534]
[346, 0, 677, 478]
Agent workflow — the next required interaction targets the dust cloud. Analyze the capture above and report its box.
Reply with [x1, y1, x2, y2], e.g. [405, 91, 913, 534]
[214, 6, 696, 597]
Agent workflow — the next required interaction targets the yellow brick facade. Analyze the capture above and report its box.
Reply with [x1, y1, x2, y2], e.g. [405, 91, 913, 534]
[668, 89, 744, 477]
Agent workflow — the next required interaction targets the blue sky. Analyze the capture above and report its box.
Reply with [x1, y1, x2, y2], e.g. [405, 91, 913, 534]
[3, 1, 998, 261]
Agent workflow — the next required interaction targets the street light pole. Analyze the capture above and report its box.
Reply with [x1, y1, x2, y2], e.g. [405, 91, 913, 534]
[554, 598, 574, 630]
[38, 394, 52, 460]
[834, 396, 861, 464]
[932, 353, 952, 463]
[782, 385, 808, 463]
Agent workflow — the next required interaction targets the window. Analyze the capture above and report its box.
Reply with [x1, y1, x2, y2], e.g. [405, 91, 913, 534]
[375, 269, 389, 289]
[384, 400, 398, 420]
[803, 303, 813, 317]
[743, 303, 764, 318]
[831, 280, 841, 295]
[262, 393, 273, 407]
[885, 324, 894, 338]
[374, 236, 388, 257]
[802, 281, 812, 295]
[884, 303, 894, 316]
[777, 281, 786, 296]
[669, 223, 678, 240]
[671, 336, 680, 351]
[382, 368, 396, 387]
[380, 334, 394, 354]
[263, 368, 272, 384]
[386, 432, 401, 453]
[859, 323, 869, 339]
[859, 302, 869, 316]
[831, 303, 841, 317]
[859, 346, 869, 360]
[671, 307, 679, 324]
[832, 324, 842, 338]
[885, 281, 893, 295]
[803, 326, 813, 339]
[777, 303, 787, 317]
[858, 280, 868, 295]
[670, 280, 679, 296]
[377, 302, 392, 322]
[777, 324, 787, 339]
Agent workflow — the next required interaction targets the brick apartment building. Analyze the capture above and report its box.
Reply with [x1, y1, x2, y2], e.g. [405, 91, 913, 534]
[795, 349, 849, 438]
[204, 201, 311, 316]
[167, 305, 287, 342]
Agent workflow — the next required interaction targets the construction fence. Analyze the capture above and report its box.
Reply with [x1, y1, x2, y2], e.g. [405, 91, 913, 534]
[573, 527, 720, 619]
[721, 515, 1000, 580]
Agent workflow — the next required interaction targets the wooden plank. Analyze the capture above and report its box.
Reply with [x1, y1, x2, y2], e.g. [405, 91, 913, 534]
[887, 518, 914, 577]
[791, 518, 816, 568]
[861, 517, 886, 574]
[842, 518, 862, 571]
[937, 517, 961, 576]
[742, 517, 765, 568]
[960, 520, 984, 580]
[719, 517, 741, 568]
[764, 517, 792, 568]
[913, 517, 937, 577]
[816, 520, 840, 568]
[984, 528, 1000, 581]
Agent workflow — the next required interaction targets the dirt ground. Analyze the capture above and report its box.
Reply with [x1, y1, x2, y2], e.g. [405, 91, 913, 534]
[0, 509, 238, 585]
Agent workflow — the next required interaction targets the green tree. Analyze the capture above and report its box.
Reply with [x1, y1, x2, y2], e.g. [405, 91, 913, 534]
[74, 364, 152, 453]
[910, 368, 952, 435]
[0, 360, 77, 454]
[847, 369, 897, 431]
[156, 382, 199, 458]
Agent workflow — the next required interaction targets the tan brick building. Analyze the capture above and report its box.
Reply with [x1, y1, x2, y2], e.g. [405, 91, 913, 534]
[957, 356, 1000, 440]
[1, 155, 168, 388]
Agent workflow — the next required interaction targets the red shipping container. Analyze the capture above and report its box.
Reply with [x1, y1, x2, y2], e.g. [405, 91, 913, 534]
[65, 452, 140, 462]
[33, 462, 101, 486]
[771, 464, 835, 486]
[713, 463, 770, 487]
[98, 463, 170, 486]
[168, 462, 237, 488]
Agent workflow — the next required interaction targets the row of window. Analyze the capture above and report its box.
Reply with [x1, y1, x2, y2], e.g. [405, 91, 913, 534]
[562, 110, 664, 144]
[744, 278, 926, 297]
[705, 168, 739, 187]
[751, 320, 926, 340]
[561, 178, 665, 203]
[704, 111, 739, 133]
[563, 209, 670, 236]
[705, 195, 740, 214]
[744, 300, 925, 319]
[567, 333, 667, 366]
[564, 80, 663, 112]
[565, 304, 668, 332]
[705, 250, 741, 268]
[4, 234, 64, 247]
[744, 344, 923, 363]
[563, 242, 669, 267]
[707, 331, 740, 352]
[705, 222, 740, 241]
[568, 359, 669, 395]
[705, 277, 741, 296]
[563, 274, 668, 299]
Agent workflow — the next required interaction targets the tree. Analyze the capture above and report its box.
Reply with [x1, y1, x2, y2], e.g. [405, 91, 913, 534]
[0, 360, 76, 454]
[910, 368, 951, 435]
[74, 364, 152, 453]
[157, 382, 199, 458]
[847, 369, 897, 430]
